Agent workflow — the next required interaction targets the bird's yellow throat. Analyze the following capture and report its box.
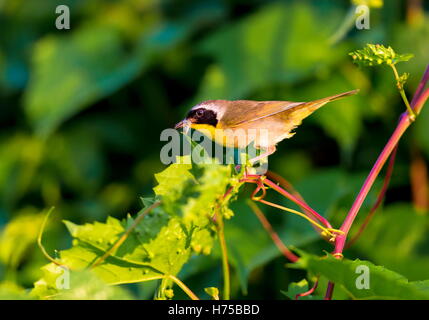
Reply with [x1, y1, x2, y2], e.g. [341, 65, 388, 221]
[190, 123, 218, 139]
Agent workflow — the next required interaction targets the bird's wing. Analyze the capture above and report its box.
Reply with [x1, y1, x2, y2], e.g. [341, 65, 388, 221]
[219, 100, 303, 128]
[219, 90, 359, 128]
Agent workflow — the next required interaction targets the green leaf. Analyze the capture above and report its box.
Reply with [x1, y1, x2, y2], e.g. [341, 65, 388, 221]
[217, 168, 359, 294]
[351, 204, 429, 281]
[0, 135, 44, 208]
[154, 159, 234, 254]
[204, 287, 220, 300]
[293, 251, 429, 299]
[33, 269, 133, 300]
[222, 197, 320, 294]
[349, 44, 413, 67]
[24, 24, 146, 136]
[0, 211, 45, 268]
[0, 282, 33, 300]
[153, 156, 194, 215]
[195, 2, 343, 100]
[33, 160, 239, 298]
[281, 279, 321, 300]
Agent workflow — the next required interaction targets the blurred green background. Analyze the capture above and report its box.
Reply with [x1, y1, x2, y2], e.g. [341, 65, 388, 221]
[1, 0, 429, 299]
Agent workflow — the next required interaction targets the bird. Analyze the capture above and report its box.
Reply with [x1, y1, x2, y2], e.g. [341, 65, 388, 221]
[175, 89, 359, 164]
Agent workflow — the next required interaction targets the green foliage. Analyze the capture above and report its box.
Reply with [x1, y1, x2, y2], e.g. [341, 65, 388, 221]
[350, 44, 413, 67]
[0, 282, 33, 300]
[0, 212, 45, 269]
[350, 204, 429, 281]
[196, 2, 343, 101]
[281, 279, 321, 300]
[204, 287, 220, 300]
[1, 0, 429, 300]
[32, 159, 240, 299]
[38, 270, 133, 300]
[24, 24, 146, 137]
[350, 43, 416, 118]
[223, 197, 320, 294]
[293, 251, 429, 300]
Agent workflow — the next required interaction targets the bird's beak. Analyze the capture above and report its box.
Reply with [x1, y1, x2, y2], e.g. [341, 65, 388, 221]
[174, 119, 191, 134]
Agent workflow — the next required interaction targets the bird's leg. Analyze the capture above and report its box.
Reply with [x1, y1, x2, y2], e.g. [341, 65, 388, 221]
[249, 146, 276, 165]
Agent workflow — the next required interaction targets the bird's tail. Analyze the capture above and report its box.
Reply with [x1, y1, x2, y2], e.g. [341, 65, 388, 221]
[291, 89, 360, 115]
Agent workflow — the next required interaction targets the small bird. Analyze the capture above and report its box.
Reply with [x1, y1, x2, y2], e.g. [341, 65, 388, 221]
[175, 89, 359, 163]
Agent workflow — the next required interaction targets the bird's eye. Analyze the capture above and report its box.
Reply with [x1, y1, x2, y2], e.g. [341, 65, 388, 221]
[196, 109, 204, 117]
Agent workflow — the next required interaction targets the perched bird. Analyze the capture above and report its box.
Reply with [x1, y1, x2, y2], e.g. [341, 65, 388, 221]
[175, 89, 359, 163]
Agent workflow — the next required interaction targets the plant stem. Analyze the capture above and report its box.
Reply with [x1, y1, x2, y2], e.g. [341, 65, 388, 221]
[247, 200, 299, 263]
[325, 65, 429, 299]
[324, 282, 335, 300]
[242, 175, 333, 239]
[168, 275, 200, 300]
[390, 64, 416, 120]
[257, 198, 342, 239]
[329, 6, 356, 45]
[38, 207, 68, 268]
[90, 201, 161, 269]
[296, 277, 319, 300]
[346, 145, 398, 248]
[334, 85, 429, 255]
[216, 212, 230, 300]
[262, 178, 333, 229]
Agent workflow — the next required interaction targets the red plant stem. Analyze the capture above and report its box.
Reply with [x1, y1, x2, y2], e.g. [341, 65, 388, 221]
[324, 282, 335, 300]
[263, 178, 333, 229]
[346, 145, 398, 248]
[242, 175, 332, 237]
[266, 170, 326, 223]
[242, 176, 332, 241]
[266, 171, 309, 205]
[324, 66, 429, 300]
[248, 201, 299, 262]
[296, 278, 319, 300]
[334, 85, 429, 256]
[411, 66, 429, 106]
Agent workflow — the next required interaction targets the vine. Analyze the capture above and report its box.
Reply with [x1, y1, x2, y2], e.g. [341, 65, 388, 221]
[33, 45, 429, 300]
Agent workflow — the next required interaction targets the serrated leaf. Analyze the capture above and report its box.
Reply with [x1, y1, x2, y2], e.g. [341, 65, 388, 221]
[154, 160, 235, 254]
[281, 279, 321, 300]
[294, 251, 429, 300]
[33, 160, 240, 299]
[53, 270, 133, 300]
[153, 156, 193, 197]
[222, 197, 321, 294]
[349, 44, 413, 67]
[351, 204, 429, 281]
